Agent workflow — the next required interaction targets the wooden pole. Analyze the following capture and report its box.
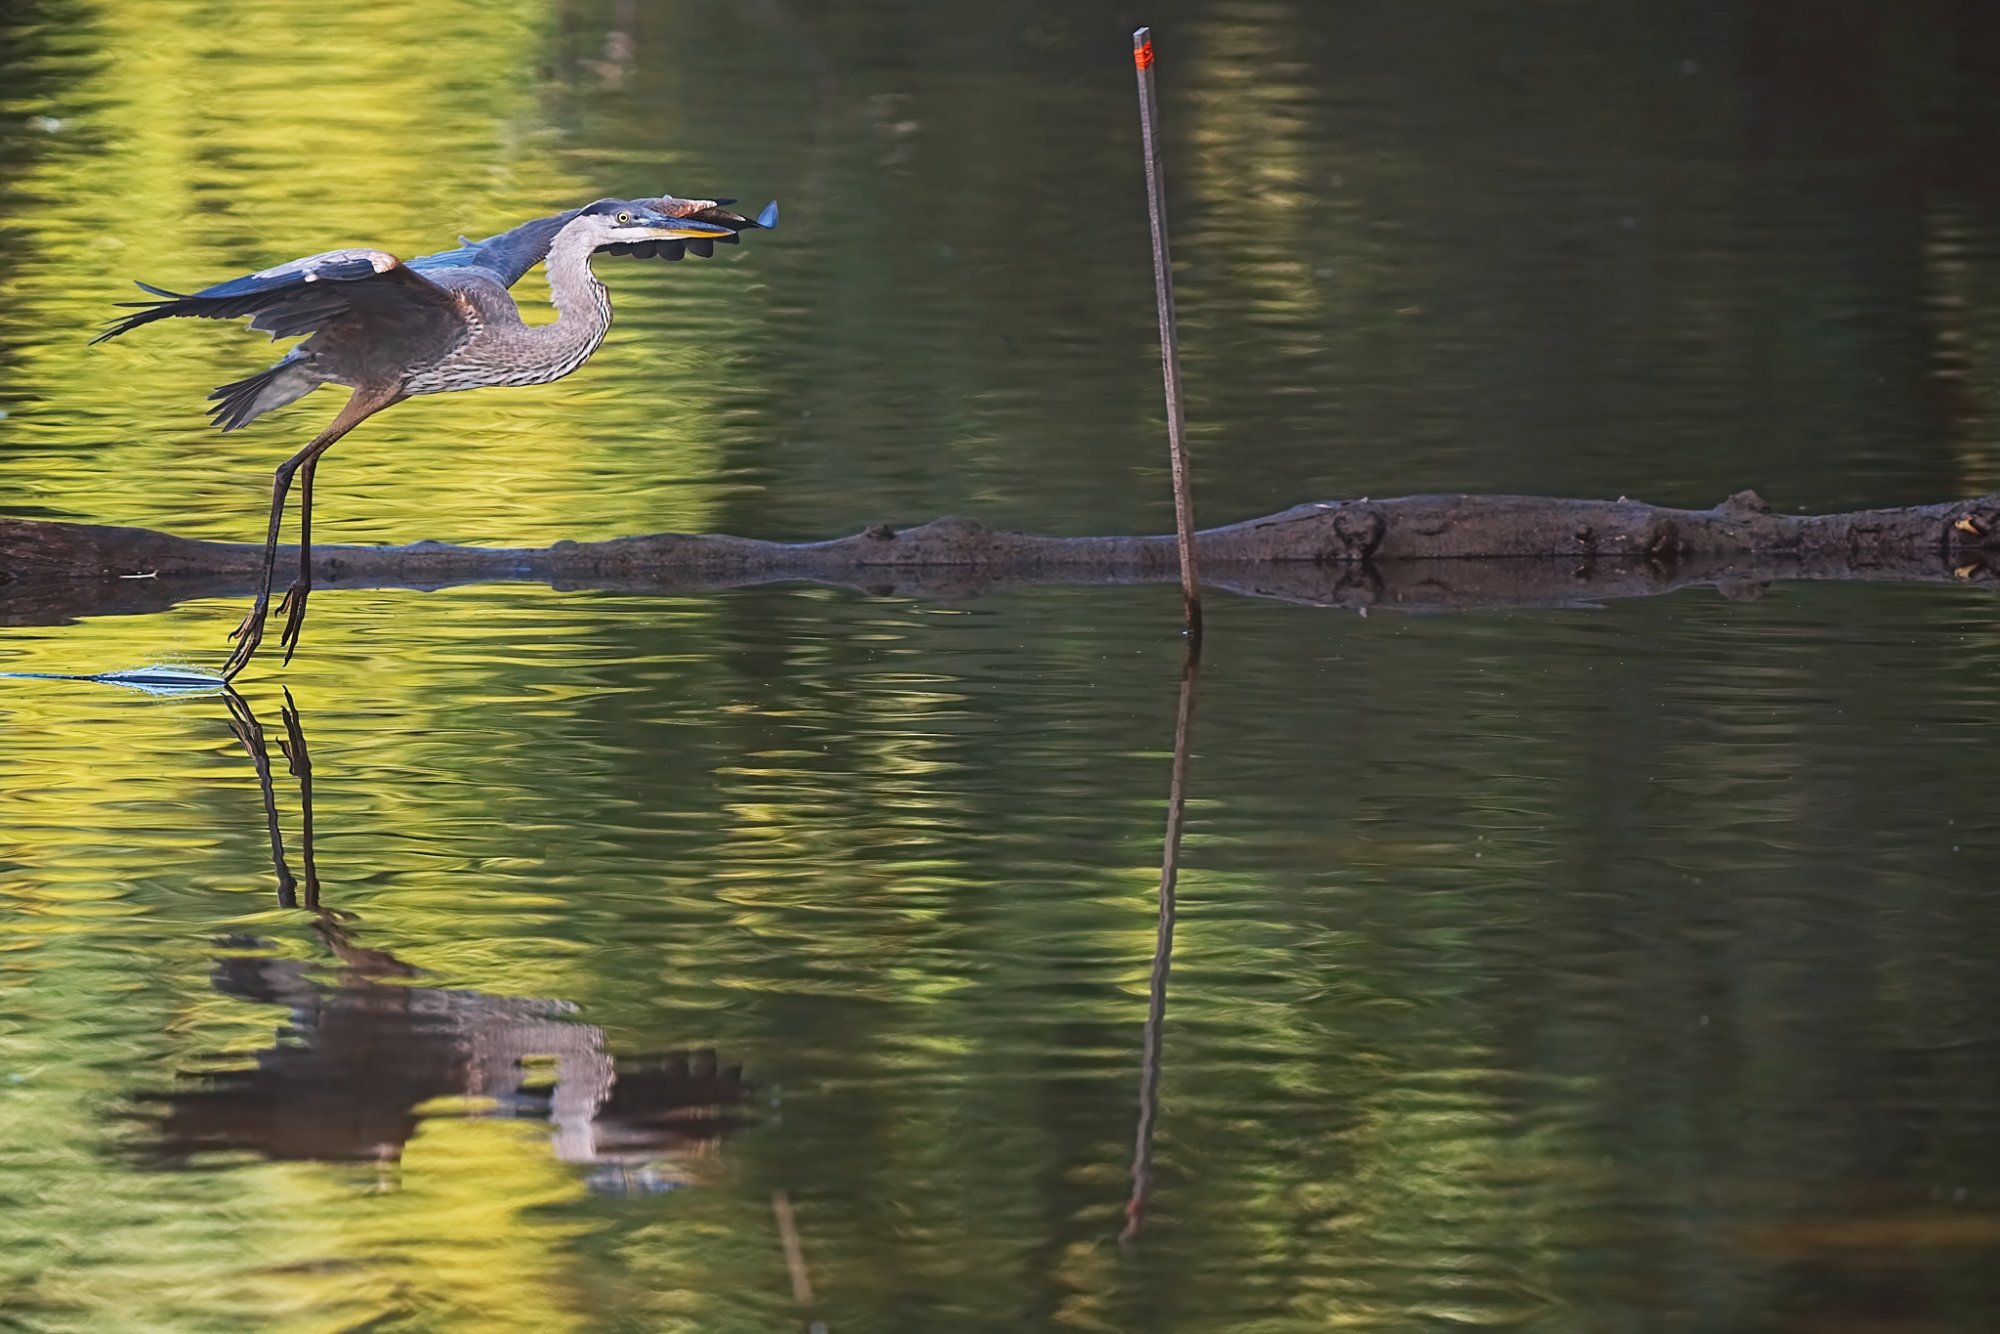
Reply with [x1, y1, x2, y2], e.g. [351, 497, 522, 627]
[1133, 26, 1204, 643]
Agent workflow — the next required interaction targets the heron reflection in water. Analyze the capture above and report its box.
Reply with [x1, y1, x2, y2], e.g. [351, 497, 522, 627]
[93, 194, 777, 678]
[134, 690, 753, 1190]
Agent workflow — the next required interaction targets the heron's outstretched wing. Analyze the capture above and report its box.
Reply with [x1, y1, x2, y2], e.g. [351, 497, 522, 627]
[93, 248, 466, 347]
[414, 197, 778, 287]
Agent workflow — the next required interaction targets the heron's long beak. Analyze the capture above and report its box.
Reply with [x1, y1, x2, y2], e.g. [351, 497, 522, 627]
[632, 210, 735, 239]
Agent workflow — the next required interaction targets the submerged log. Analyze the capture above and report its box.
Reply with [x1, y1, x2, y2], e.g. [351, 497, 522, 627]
[1, 490, 1996, 626]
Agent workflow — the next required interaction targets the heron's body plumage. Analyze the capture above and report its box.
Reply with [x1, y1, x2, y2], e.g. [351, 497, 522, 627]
[401, 230, 616, 396]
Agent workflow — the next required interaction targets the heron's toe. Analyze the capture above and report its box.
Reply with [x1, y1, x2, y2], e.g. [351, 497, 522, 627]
[277, 582, 312, 665]
[221, 628, 262, 682]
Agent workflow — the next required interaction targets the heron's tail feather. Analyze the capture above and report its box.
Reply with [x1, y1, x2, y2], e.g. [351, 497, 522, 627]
[208, 356, 319, 432]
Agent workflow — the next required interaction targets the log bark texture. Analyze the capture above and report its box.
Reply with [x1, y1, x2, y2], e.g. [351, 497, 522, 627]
[2, 490, 1996, 626]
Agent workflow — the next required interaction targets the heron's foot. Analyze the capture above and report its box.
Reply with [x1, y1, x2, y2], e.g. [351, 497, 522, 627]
[277, 579, 312, 666]
[223, 598, 270, 681]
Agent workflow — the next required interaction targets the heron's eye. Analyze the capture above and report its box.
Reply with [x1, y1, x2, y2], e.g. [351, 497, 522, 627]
[615, 210, 633, 225]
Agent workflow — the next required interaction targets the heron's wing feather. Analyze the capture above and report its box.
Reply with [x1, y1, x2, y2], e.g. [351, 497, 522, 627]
[413, 214, 574, 289]
[93, 249, 464, 346]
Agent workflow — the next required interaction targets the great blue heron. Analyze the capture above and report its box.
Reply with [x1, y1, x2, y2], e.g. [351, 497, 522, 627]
[94, 194, 778, 678]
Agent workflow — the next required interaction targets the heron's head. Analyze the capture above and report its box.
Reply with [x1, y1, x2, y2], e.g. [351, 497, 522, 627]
[573, 198, 734, 245]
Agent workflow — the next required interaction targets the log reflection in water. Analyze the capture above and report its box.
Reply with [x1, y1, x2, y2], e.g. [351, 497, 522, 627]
[137, 691, 753, 1189]
[1123, 642, 1199, 1243]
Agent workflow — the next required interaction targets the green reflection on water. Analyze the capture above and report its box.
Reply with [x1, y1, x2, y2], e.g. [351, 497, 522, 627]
[2, 583, 1998, 1332]
[6, 0, 2000, 1331]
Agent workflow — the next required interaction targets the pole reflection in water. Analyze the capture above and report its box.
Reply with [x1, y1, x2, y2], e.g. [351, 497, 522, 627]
[134, 689, 754, 1193]
[1123, 642, 1199, 1244]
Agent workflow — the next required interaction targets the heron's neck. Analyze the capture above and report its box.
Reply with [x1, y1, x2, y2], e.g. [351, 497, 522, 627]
[521, 227, 614, 379]
[546, 227, 611, 320]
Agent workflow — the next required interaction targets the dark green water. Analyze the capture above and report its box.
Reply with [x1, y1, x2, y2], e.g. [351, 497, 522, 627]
[5, 2, 2000, 1330]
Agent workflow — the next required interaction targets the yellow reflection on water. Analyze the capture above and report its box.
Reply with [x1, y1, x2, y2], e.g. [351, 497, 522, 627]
[4, 0, 738, 548]
[14, 1122, 596, 1333]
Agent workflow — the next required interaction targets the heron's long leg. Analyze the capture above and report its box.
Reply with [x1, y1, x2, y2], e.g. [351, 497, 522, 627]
[277, 454, 321, 664]
[223, 387, 398, 680]
[223, 439, 325, 677]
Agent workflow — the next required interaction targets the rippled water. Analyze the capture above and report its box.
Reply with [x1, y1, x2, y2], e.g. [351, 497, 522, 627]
[6, 2, 2000, 1331]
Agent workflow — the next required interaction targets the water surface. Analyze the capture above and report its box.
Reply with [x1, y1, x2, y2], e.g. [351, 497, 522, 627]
[4, 2, 2000, 1330]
